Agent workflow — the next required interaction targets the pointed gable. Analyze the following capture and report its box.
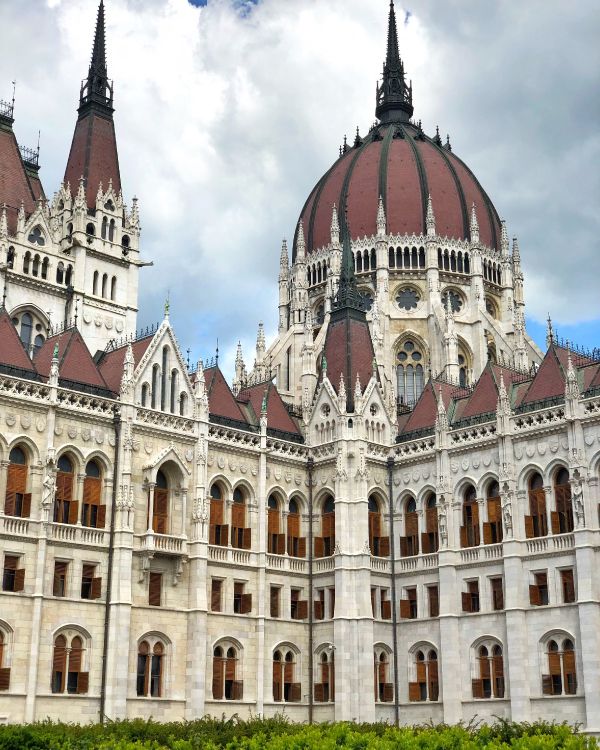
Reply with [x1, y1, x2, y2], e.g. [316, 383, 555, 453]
[518, 346, 567, 407]
[238, 381, 302, 436]
[0, 117, 38, 234]
[34, 328, 111, 393]
[455, 363, 519, 422]
[97, 334, 153, 393]
[400, 379, 455, 435]
[0, 308, 37, 374]
[204, 366, 248, 425]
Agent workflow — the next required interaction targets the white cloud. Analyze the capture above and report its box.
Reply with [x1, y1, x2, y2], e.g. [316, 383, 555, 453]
[1, 0, 598, 378]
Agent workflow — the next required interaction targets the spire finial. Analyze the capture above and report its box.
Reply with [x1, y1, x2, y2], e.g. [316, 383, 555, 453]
[164, 292, 170, 320]
[330, 203, 340, 245]
[470, 203, 479, 244]
[332, 205, 364, 312]
[426, 193, 435, 236]
[279, 238, 288, 268]
[546, 314, 554, 348]
[296, 219, 306, 262]
[500, 219, 509, 256]
[375, 0, 413, 123]
[376, 195, 386, 236]
[80, 1, 113, 112]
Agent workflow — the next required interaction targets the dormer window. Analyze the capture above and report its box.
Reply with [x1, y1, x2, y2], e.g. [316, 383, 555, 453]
[104, 200, 115, 211]
[28, 226, 45, 246]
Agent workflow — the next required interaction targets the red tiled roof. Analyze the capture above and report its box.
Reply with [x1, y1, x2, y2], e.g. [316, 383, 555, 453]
[97, 336, 153, 393]
[205, 366, 248, 424]
[518, 346, 566, 406]
[459, 363, 521, 420]
[34, 328, 110, 391]
[64, 111, 121, 207]
[401, 379, 456, 433]
[0, 308, 36, 372]
[0, 123, 38, 234]
[239, 381, 301, 435]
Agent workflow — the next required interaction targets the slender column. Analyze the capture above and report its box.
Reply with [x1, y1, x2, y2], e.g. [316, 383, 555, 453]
[146, 483, 155, 533]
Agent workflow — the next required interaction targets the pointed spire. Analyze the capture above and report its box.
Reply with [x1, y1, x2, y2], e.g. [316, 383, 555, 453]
[375, 0, 413, 123]
[435, 387, 448, 432]
[296, 219, 306, 263]
[470, 203, 479, 244]
[120, 343, 135, 399]
[376, 195, 386, 236]
[512, 236, 521, 263]
[426, 193, 435, 236]
[500, 219, 509, 256]
[164, 293, 170, 320]
[566, 351, 580, 400]
[129, 197, 140, 228]
[337, 372, 347, 412]
[256, 321, 265, 360]
[354, 372, 362, 402]
[75, 177, 86, 209]
[332, 207, 363, 311]
[330, 204, 340, 245]
[0, 204, 7, 239]
[279, 238, 289, 269]
[433, 126, 442, 146]
[80, 1, 113, 112]
[497, 371, 512, 417]
[445, 133, 452, 151]
[546, 314, 554, 348]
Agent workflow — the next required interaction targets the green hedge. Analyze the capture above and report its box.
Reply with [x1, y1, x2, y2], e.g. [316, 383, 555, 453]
[0, 718, 595, 750]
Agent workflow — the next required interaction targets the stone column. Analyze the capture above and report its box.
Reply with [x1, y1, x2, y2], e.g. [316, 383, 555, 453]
[503, 540, 531, 722]
[437, 551, 462, 723]
[146, 482, 155, 533]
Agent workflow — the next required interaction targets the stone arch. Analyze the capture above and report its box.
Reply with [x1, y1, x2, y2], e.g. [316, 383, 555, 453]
[416, 485, 437, 511]
[208, 474, 232, 499]
[6, 434, 40, 465]
[55, 444, 85, 474]
[476, 472, 500, 498]
[517, 463, 545, 491]
[543, 458, 570, 487]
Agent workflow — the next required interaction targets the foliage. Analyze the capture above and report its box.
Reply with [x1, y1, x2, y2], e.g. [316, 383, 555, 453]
[0, 718, 595, 750]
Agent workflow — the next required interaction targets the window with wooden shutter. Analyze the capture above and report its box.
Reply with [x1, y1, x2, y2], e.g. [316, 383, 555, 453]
[231, 680, 243, 700]
[148, 572, 162, 607]
[82, 461, 103, 528]
[272, 655, 282, 701]
[322, 511, 335, 556]
[240, 592, 252, 614]
[563, 644, 577, 695]
[381, 593, 391, 620]
[314, 682, 326, 702]
[314, 589, 324, 620]
[424, 499, 439, 553]
[530, 572, 548, 606]
[472, 678, 484, 699]
[267, 507, 280, 553]
[233, 581, 244, 613]
[408, 681, 421, 702]
[270, 586, 280, 618]
[528, 477, 547, 537]
[211, 579, 222, 612]
[53, 561, 68, 597]
[399, 598, 411, 619]
[491, 578, 504, 610]
[153, 488, 169, 534]
[554, 471, 574, 534]
[289, 682, 301, 702]
[561, 569, 575, 604]
[210, 493, 228, 546]
[67, 636, 84, 694]
[492, 649, 504, 698]
[150, 643, 163, 697]
[0, 632, 9, 691]
[404, 510, 419, 556]
[231, 490, 248, 549]
[291, 588, 301, 619]
[462, 496, 480, 547]
[81, 563, 100, 599]
[329, 587, 335, 618]
[55, 463, 75, 525]
[428, 586, 439, 618]
[485, 496, 502, 544]
[461, 591, 472, 613]
[52, 635, 67, 693]
[137, 642, 150, 696]
[296, 600, 308, 620]
[314, 536, 325, 558]
[3, 554, 24, 592]
[428, 656, 439, 701]
[548, 646, 562, 695]
[5, 459, 28, 517]
[212, 651, 224, 699]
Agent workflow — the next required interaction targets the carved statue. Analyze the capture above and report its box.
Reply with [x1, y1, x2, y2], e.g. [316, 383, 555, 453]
[42, 471, 55, 507]
[573, 484, 585, 527]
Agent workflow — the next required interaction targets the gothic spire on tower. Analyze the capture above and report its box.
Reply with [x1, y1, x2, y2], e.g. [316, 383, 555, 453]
[332, 208, 364, 312]
[80, 0, 113, 113]
[375, 0, 414, 123]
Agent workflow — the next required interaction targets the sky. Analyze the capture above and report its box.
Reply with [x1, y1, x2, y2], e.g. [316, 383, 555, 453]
[1, 0, 598, 378]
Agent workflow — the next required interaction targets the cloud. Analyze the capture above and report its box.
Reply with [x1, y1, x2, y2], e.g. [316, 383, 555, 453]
[1, 0, 598, 378]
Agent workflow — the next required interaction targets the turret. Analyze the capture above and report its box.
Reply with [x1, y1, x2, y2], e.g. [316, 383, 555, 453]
[290, 220, 309, 325]
[278, 239, 289, 332]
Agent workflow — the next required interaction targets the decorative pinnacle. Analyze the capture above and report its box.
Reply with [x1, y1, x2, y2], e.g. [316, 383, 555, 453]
[332, 206, 364, 312]
[354, 372, 362, 401]
[375, 0, 413, 123]
[279, 238, 288, 267]
[500, 219, 509, 256]
[296, 219, 306, 262]
[235, 340, 244, 364]
[445, 134, 452, 151]
[52, 342, 60, 360]
[80, 1, 113, 111]
[470, 203, 479, 244]
[433, 126, 442, 146]
[164, 293, 170, 319]
[330, 203, 340, 245]
[256, 321, 265, 357]
[426, 193, 435, 236]
[512, 236, 520, 263]
[376, 195, 386, 236]
[546, 314, 554, 348]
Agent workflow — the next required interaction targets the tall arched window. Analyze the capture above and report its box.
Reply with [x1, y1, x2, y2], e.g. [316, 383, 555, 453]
[23, 251, 31, 274]
[213, 644, 242, 700]
[552, 469, 574, 534]
[54, 455, 76, 525]
[101, 216, 108, 239]
[483, 480, 503, 544]
[315, 495, 335, 558]
[422, 494, 439, 553]
[151, 364, 160, 409]
[273, 648, 301, 702]
[267, 494, 283, 554]
[101, 273, 108, 298]
[287, 497, 305, 557]
[472, 643, 504, 698]
[169, 369, 178, 414]
[314, 649, 334, 702]
[543, 638, 576, 696]
[460, 484, 480, 547]
[141, 383, 149, 407]
[52, 634, 88, 694]
[526, 472, 547, 538]
[19, 312, 33, 349]
[5, 445, 30, 517]
[400, 498, 419, 557]
[109, 219, 115, 242]
[110, 276, 116, 301]
[209, 483, 228, 546]
[137, 639, 165, 697]
[151, 469, 169, 534]
[161, 347, 169, 411]
[0, 630, 8, 691]
[179, 393, 187, 416]
[409, 649, 438, 701]
[56, 262, 64, 284]
[231, 487, 250, 549]
[374, 649, 393, 702]
[368, 495, 389, 556]
[396, 340, 425, 406]
[93, 271, 99, 295]
[82, 460, 105, 528]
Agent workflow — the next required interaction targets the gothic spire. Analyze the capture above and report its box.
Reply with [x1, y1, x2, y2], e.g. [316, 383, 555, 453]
[375, 0, 413, 124]
[80, 1, 114, 113]
[332, 208, 364, 312]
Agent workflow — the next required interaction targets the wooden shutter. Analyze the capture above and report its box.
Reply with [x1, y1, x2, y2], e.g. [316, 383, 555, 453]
[4, 483, 15, 515]
[379, 536, 390, 557]
[399, 599, 411, 619]
[472, 503, 480, 543]
[272, 661, 282, 701]
[479, 656, 491, 679]
[314, 683, 325, 702]
[270, 587, 279, 617]
[20, 492, 31, 518]
[529, 584, 541, 606]
[548, 651, 561, 676]
[283, 661, 294, 683]
[541, 674, 553, 695]
[210, 499, 223, 525]
[429, 586, 439, 617]
[296, 600, 308, 619]
[53, 562, 67, 596]
[231, 502, 245, 528]
[472, 678, 484, 698]
[562, 570, 575, 603]
[276, 534, 285, 555]
[96, 505, 106, 529]
[232, 680, 243, 700]
[421, 533, 430, 554]
[149, 572, 161, 607]
[209, 523, 216, 545]
[399, 536, 408, 557]
[487, 497, 499, 521]
[381, 599, 391, 620]
[153, 489, 168, 534]
[482, 522, 492, 545]
[524, 515, 534, 538]
[297, 537, 306, 558]
[0, 667, 10, 691]
[492, 654, 504, 678]
[550, 511, 560, 535]
[290, 682, 301, 702]
[211, 580, 222, 612]
[212, 657, 223, 699]
[314, 537, 324, 558]
[220, 524, 229, 546]
[408, 682, 421, 702]
[242, 528, 251, 550]
[225, 656, 236, 680]
[83, 476, 101, 508]
[460, 526, 468, 548]
[91, 577, 102, 600]
[406, 511, 418, 536]
[563, 650, 576, 692]
[67, 501, 79, 525]
[268, 509, 279, 533]
[383, 683, 393, 702]
[314, 600, 323, 620]
[287, 513, 299, 537]
[13, 567, 25, 592]
[241, 593, 252, 614]
[56, 472, 73, 501]
[461, 592, 472, 612]
[416, 661, 426, 682]
[76, 672, 89, 694]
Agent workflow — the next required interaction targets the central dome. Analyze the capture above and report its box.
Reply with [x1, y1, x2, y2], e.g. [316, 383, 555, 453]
[292, 3, 501, 260]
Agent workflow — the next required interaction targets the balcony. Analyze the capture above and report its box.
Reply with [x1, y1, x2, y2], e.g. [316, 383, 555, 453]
[139, 531, 187, 557]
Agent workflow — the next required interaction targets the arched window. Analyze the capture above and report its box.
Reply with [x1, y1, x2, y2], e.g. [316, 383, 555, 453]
[19, 312, 33, 349]
[267, 494, 283, 554]
[7, 247, 15, 269]
[151, 364, 160, 409]
[231, 487, 250, 549]
[526, 472, 547, 538]
[101, 273, 107, 298]
[368, 495, 389, 557]
[472, 643, 504, 699]
[54, 455, 76, 525]
[136, 639, 165, 697]
[484, 480, 502, 544]
[122, 235, 130, 250]
[0, 630, 7, 690]
[409, 649, 438, 701]
[32, 254, 40, 277]
[396, 340, 424, 405]
[316, 495, 335, 557]
[161, 347, 169, 411]
[109, 219, 115, 242]
[460, 484, 480, 547]
[179, 392, 187, 416]
[41, 257, 48, 279]
[5, 445, 30, 518]
[65, 264, 73, 286]
[93, 271, 99, 295]
[374, 649, 393, 702]
[33, 333, 44, 353]
[458, 353, 468, 387]
[287, 497, 305, 557]
[400, 498, 419, 557]
[314, 649, 334, 702]
[553, 468, 574, 534]
[110, 276, 116, 301]
[209, 483, 227, 546]
[273, 648, 301, 702]
[423, 494, 438, 553]
[141, 383, 149, 407]
[169, 369, 178, 414]
[213, 644, 242, 700]
[23, 251, 31, 274]
[52, 634, 88, 694]
[543, 638, 576, 696]
[83, 460, 105, 528]
[101, 216, 108, 239]
[86, 222, 95, 237]
[150, 469, 169, 534]
[56, 261, 64, 284]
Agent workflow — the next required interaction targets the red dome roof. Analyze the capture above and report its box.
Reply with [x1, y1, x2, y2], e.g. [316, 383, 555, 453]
[293, 121, 502, 259]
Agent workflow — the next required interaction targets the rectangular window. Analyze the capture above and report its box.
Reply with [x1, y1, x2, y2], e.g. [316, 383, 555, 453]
[2, 555, 24, 592]
[490, 577, 504, 611]
[149, 571, 162, 607]
[81, 564, 101, 600]
[53, 561, 68, 597]
[314, 589, 325, 620]
[290, 588, 308, 620]
[462, 580, 480, 613]
[428, 585, 439, 618]
[400, 587, 417, 619]
[529, 572, 548, 606]
[270, 586, 280, 618]
[329, 587, 335, 619]
[233, 582, 252, 614]
[211, 579, 222, 612]
[371, 587, 377, 617]
[381, 589, 392, 620]
[560, 569, 575, 604]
